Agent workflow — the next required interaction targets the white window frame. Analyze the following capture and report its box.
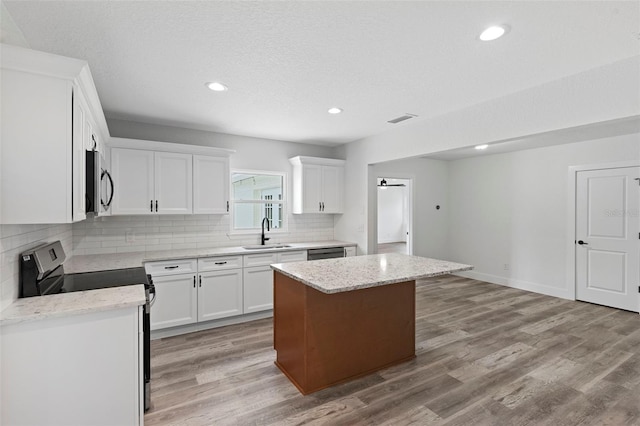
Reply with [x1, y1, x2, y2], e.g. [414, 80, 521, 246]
[230, 169, 288, 235]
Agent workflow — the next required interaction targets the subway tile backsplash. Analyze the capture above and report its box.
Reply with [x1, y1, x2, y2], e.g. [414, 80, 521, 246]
[72, 214, 335, 255]
[0, 224, 72, 310]
[1, 214, 333, 310]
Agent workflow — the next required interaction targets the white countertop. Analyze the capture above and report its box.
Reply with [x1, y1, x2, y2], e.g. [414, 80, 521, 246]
[1, 285, 146, 326]
[65, 240, 357, 273]
[271, 253, 473, 294]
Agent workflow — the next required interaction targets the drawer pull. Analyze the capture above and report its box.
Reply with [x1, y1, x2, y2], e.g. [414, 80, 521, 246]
[214, 261, 228, 265]
[164, 265, 179, 270]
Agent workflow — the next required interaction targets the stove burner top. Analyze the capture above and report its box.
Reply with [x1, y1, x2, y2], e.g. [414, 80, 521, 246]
[62, 267, 149, 293]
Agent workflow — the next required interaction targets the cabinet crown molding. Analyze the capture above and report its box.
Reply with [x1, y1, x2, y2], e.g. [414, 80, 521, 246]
[289, 156, 346, 167]
[109, 137, 235, 156]
[1, 43, 110, 144]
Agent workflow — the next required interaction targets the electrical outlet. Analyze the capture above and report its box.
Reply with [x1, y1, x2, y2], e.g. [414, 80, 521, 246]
[503, 263, 509, 271]
[125, 231, 135, 243]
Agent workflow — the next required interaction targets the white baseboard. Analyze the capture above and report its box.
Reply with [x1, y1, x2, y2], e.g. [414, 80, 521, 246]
[453, 270, 574, 301]
[150, 310, 273, 340]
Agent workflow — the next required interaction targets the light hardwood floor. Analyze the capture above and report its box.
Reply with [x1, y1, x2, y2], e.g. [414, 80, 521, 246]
[146, 275, 640, 425]
[377, 242, 407, 254]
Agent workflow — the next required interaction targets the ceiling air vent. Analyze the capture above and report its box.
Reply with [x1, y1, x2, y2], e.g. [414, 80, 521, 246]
[387, 113, 417, 124]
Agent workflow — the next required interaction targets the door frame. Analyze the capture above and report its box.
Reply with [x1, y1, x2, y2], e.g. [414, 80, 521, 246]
[566, 160, 640, 302]
[371, 174, 414, 255]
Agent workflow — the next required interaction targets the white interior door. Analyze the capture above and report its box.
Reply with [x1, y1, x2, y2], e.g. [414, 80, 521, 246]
[576, 167, 639, 312]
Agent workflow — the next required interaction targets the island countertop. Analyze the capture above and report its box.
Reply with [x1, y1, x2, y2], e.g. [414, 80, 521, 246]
[271, 253, 473, 294]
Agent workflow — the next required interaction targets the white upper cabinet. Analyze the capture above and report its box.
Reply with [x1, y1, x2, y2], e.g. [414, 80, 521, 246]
[0, 44, 108, 224]
[154, 151, 193, 214]
[109, 139, 232, 216]
[111, 149, 155, 215]
[111, 149, 193, 215]
[289, 156, 345, 214]
[193, 155, 229, 214]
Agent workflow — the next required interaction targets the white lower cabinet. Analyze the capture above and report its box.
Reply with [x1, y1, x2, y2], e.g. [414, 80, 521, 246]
[146, 250, 307, 332]
[243, 250, 307, 314]
[2, 307, 143, 426]
[150, 273, 198, 330]
[198, 269, 243, 321]
[243, 266, 274, 313]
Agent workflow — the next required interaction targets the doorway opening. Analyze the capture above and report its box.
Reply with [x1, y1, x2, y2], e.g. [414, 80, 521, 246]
[377, 177, 412, 255]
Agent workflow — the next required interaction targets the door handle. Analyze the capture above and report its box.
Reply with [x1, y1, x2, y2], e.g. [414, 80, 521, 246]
[155, 200, 158, 212]
[577, 240, 589, 245]
[199, 275, 202, 287]
[164, 265, 179, 270]
[193, 276, 196, 288]
[150, 200, 153, 212]
[319, 202, 322, 212]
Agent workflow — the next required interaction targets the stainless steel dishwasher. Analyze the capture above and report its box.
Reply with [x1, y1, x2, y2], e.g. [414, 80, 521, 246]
[307, 247, 346, 260]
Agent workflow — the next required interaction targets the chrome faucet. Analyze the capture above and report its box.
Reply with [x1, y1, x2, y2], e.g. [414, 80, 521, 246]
[261, 217, 270, 245]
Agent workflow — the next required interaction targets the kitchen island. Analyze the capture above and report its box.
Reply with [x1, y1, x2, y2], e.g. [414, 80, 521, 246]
[270, 253, 472, 394]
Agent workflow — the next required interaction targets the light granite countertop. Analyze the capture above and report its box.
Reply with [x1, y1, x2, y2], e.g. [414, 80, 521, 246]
[1, 285, 146, 326]
[65, 240, 357, 273]
[2, 240, 356, 325]
[271, 253, 473, 294]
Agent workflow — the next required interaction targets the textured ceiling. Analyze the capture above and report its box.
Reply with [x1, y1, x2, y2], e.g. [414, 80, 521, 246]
[4, 1, 639, 146]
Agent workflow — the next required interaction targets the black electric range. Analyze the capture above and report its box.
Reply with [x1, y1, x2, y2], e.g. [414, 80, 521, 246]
[19, 241, 154, 412]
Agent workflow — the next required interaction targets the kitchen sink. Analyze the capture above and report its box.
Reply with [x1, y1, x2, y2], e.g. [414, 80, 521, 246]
[242, 244, 292, 250]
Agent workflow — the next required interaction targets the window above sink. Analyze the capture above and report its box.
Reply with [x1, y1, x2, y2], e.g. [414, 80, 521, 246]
[231, 170, 287, 234]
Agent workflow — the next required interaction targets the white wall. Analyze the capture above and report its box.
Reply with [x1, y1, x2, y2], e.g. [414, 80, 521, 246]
[377, 186, 405, 244]
[334, 57, 640, 254]
[447, 133, 640, 299]
[371, 158, 450, 259]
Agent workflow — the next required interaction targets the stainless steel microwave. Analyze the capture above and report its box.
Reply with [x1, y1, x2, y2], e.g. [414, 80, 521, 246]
[85, 150, 113, 215]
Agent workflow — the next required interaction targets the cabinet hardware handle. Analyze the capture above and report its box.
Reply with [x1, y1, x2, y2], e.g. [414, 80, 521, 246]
[164, 265, 179, 270]
[193, 276, 196, 288]
[319, 202, 322, 211]
[322, 202, 325, 211]
[577, 240, 589, 245]
[214, 261, 227, 265]
[156, 200, 158, 212]
[199, 275, 202, 287]
[227, 201, 229, 212]
[150, 200, 153, 212]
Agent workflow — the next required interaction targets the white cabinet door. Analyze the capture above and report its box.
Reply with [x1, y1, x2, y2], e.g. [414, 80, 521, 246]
[111, 148, 155, 215]
[243, 266, 274, 313]
[198, 269, 243, 321]
[193, 155, 229, 214]
[302, 164, 323, 213]
[321, 165, 343, 213]
[71, 89, 87, 222]
[150, 273, 198, 330]
[155, 151, 193, 214]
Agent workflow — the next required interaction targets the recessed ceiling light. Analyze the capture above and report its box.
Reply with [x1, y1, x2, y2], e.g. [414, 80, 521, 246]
[479, 25, 507, 41]
[328, 107, 343, 114]
[475, 144, 489, 150]
[206, 82, 228, 92]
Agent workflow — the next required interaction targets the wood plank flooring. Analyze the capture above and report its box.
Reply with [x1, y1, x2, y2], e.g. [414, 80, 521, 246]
[146, 275, 640, 425]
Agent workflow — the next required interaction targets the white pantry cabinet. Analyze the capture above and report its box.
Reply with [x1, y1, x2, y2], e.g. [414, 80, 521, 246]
[0, 44, 109, 224]
[111, 148, 193, 215]
[289, 156, 345, 214]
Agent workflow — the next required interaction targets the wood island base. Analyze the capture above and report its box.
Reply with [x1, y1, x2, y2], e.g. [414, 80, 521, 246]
[273, 271, 416, 395]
